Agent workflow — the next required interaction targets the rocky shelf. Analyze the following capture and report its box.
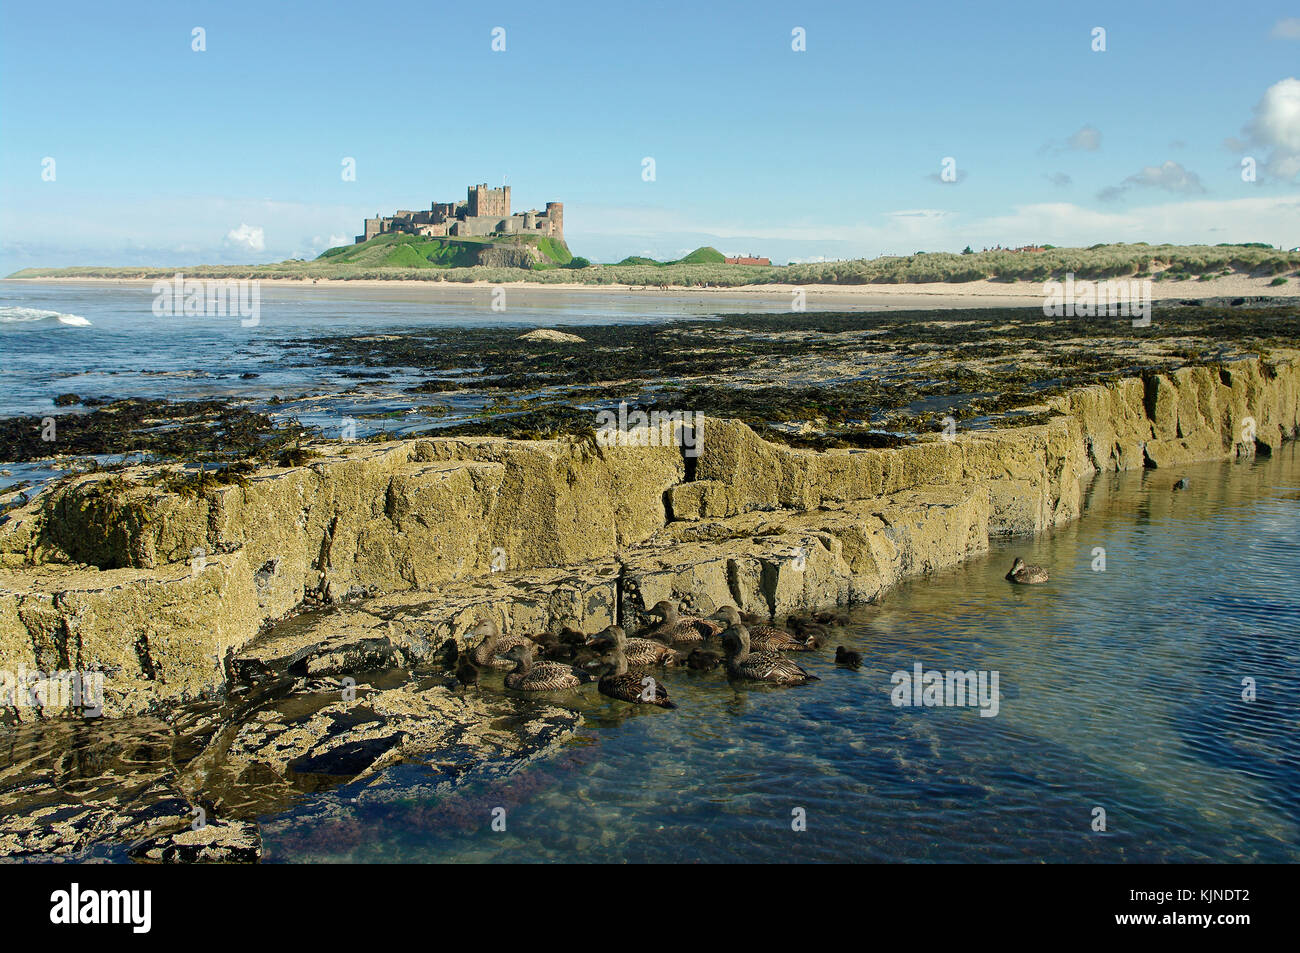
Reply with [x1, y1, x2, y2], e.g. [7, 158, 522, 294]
[0, 350, 1297, 860]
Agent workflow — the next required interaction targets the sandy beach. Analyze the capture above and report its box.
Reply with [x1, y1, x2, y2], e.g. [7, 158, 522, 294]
[8, 273, 1296, 311]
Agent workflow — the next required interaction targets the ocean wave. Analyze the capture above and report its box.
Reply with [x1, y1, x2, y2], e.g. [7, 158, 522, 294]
[0, 306, 92, 327]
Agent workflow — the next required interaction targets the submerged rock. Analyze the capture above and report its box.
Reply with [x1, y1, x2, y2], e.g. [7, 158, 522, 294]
[129, 819, 262, 864]
[0, 676, 581, 862]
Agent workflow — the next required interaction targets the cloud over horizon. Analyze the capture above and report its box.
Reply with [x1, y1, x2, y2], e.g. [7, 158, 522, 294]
[225, 223, 266, 252]
[1240, 77, 1300, 181]
[1098, 160, 1207, 202]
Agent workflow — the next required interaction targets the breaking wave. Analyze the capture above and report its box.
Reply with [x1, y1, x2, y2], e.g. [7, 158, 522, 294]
[0, 306, 92, 327]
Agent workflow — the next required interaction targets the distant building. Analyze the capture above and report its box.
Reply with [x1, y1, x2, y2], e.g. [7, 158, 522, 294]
[357, 183, 563, 243]
[724, 256, 771, 265]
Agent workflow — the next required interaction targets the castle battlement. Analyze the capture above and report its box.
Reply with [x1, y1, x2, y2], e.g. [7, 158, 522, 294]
[357, 183, 563, 244]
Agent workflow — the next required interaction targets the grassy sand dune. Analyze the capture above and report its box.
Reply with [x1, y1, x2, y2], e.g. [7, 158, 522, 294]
[11, 243, 1299, 289]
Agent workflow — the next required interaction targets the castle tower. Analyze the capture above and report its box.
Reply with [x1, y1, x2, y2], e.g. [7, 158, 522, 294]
[468, 183, 510, 219]
[545, 202, 564, 239]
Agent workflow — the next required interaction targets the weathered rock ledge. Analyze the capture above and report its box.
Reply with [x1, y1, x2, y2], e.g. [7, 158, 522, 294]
[2, 352, 1297, 717]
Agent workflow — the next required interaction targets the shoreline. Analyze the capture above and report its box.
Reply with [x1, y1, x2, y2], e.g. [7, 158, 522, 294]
[6, 273, 1298, 305]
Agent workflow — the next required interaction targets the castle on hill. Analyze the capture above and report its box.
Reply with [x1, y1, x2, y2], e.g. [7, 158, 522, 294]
[357, 183, 563, 244]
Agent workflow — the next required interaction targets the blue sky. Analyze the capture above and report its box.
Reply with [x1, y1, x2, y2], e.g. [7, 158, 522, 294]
[2, 0, 1298, 271]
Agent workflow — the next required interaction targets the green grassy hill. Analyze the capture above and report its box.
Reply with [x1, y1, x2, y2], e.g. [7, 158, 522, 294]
[615, 246, 726, 266]
[317, 232, 573, 269]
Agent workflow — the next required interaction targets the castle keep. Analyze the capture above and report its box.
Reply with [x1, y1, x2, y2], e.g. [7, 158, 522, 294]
[357, 183, 564, 243]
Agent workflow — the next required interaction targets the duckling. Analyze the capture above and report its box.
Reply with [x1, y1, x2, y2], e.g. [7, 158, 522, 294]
[785, 615, 830, 647]
[685, 648, 724, 671]
[586, 625, 679, 667]
[455, 654, 480, 688]
[643, 600, 722, 644]
[468, 618, 536, 670]
[501, 643, 592, 693]
[711, 605, 812, 652]
[720, 625, 818, 685]
[590, 630, 677, 708]
[1005, 557, 1049, 585]
[834, 646, 862, 669]
[812, 610, 849, 626]
[531, 616, 587, 663]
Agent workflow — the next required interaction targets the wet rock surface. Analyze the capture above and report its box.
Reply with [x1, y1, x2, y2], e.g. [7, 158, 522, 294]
[0, 666, 582, 862]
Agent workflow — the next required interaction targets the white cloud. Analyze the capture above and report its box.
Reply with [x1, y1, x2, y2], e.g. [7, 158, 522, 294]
[1242, 77, 1300, 180]
[308, 233, 351, 251]
[1271, 18, 1300, 39]
[1067, 125, 1101, 151]
[1125, 160, 1206, 192]
[225, 223, 265, 251]
[1040, 125, 1101, 155]
[1099, 160, 1206, 201]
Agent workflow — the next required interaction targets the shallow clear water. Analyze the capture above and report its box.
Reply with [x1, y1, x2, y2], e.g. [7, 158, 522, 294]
[258, 445, 1300, 863]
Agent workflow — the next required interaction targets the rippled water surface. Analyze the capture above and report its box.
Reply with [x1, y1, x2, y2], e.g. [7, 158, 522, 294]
[0, 281, 811, 419]
[258, 445, 1300, 863]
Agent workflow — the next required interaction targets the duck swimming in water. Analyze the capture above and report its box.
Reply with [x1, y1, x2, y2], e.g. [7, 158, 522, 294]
[711, 605, 812, 652]
[720, 625, 818, 685]
[590, 629, 677, 708]
[501, 642, 592, 693]
[643, 600, 722, 644]
[468, 618, 536, 670]
[834, 646, 862, 669]
[1005, 557, 1049, 585]
[586, 625, 679, 667]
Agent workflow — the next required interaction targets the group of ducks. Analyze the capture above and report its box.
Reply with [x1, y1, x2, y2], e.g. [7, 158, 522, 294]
[448, 557, 1045, 711]
[449, 600, 860, 710]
